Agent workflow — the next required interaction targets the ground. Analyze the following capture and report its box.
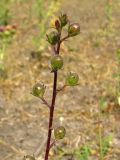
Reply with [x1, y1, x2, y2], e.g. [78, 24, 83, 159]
[0, 0, 120, 160]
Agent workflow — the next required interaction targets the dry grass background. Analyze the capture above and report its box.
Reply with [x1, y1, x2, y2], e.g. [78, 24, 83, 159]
[0, 0, 120, 159]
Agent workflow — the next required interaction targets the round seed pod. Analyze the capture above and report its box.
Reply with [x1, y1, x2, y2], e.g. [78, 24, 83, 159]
[32, 83, 46, 98]
[54, 126, 66, 140]
[47, 31, 59, 45]
[66, 72, 79, 86]
[68, 23, 80, 37]
[51, 55, 63, 71]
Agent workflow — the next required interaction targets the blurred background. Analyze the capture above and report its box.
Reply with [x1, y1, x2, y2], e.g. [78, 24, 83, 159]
[0, 0, 120, 159]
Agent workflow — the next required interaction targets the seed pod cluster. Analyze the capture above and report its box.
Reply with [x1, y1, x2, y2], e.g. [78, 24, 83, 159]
[47, 14, 80, 46]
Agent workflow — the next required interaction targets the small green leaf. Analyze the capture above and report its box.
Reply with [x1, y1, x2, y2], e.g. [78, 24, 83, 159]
[102, 135, 113, 156]
[74, 145, 91, 160]
[99, 97, 108, 112]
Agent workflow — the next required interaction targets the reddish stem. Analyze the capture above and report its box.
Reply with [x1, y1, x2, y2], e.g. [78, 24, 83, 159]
[40, 97, 50, 109]
[60, 35, 69, 43]
[49, 140, 57, 149]
[57, 35, 69, 54]
[44, 71, 58, 160]
[44, 30, 69, 160]
[57, 84, 67, 93]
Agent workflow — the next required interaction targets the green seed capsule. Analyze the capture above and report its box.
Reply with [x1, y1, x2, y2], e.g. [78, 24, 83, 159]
[66, 72, 79, 86]
[68, 23, 80, 37]
[59, 14, 68, 27]
[32, 83, 46, 98]
[51, 55, 63, 71]
[47, 31, 59, 45]
[23, 155, 35, 160]
[54, 126, 66, 140]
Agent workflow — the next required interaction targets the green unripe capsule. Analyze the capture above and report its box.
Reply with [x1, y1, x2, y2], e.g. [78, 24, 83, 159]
[23, 155, 35, 160]
[68, 23, 80, 37]
[54, 126, 66, 140]
[32, 83, 46, 98]
[66, 72, 79, 86]
[59, 14, 68, 27]
[51, 55, 63, 71]
[47, 31, 59, 45]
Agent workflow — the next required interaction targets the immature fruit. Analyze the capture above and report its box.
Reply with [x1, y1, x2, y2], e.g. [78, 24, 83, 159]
[54, 126, 66, 140]
[47, 31, 59, 45]
[59, 14, 68, 27]
[66, 72, 79, 86]
[32, 83, 46, 98]
[23, 155, 35, 160]
[51, 55, 63, 71]
[68, 23, 80, 37]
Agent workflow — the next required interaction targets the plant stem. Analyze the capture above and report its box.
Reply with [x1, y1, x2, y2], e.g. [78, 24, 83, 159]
[57, 84, 67, 93]
[44, 70, 58, 160]
[40, 97, 51, 109]
[44, 28, 64, 160]
[57, 35, 69, 53]
[60, 35, 69, 43]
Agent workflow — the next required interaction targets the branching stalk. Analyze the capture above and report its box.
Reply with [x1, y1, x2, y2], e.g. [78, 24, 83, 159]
[30, 14, 80, 160]
[40, 97, 51, 109]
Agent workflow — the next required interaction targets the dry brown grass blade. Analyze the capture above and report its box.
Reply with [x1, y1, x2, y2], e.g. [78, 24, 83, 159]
[0, 139, 25, 155]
